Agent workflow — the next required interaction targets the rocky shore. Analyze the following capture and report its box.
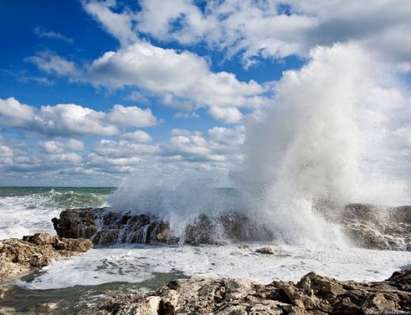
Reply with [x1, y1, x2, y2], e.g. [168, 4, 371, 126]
[85, 268, 411, 314]
[51, 204, 411, 250]
[0, 232, 92, 281]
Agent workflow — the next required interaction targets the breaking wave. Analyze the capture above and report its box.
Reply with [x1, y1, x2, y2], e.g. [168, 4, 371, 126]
[110, 44, 411, 247]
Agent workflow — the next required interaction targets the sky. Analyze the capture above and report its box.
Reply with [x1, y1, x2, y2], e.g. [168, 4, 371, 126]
[0, 0, 411, 186]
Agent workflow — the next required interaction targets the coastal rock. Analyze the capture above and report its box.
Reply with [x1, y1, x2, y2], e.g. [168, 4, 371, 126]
[342, 204, 411, 250]
[52, 209, 273, 246]
[52, 204, 410, 250]
[255, 247, 274, 255]
[0, 232, 92, 280]
[94, 269, 411, 314]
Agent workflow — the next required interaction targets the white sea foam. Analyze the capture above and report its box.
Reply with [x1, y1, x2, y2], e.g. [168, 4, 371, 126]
[20, 244, 411, 290]
[0, 189, 110, 240]
[0, 195, 59, 240]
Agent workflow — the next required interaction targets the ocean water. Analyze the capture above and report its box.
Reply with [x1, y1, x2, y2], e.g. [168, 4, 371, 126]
[0, 186, 410, 312]
[0, 186, 114, 240]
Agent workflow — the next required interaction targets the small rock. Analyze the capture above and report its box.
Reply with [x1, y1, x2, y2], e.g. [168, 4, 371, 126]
[255, 247, 274, 255]
[36, 302, 59, 313]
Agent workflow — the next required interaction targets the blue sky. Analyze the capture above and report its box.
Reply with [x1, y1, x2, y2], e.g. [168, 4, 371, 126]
[1, 0, 411, 186]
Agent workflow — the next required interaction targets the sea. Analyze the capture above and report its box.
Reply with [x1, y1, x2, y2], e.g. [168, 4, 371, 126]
[0, 186, 410, 312]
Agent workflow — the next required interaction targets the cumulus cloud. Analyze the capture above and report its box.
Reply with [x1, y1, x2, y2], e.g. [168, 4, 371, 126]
[120, 130, 152, 143]
[93, 139, 159, 158]
[42, 139, 84, 154]
[107, 104, 157, 127]
[0, 98, 34, 127]
[162, 126, 244, 164]
[25, 51, 77, 76]
[85, 41, 265, 122]
[0, 97, 157, 136]
[39, 104, 118, 135]
[89, 0, 411, 71]
[209, 107, 243, 124]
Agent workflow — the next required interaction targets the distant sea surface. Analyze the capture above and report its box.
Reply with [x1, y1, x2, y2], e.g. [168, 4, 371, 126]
[0, 186, 115, 240]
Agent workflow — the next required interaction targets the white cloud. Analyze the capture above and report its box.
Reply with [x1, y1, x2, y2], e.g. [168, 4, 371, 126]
[42, 139, 84, 154]
[82, 0, 137, 46]
[86, 41, 265, 121]
[67, 139, 85, 151]
[42, 141, 65, 154]
[93, 139, 159, 158]
[34, 27, 73, 43]
[107, 104, 157, 127]
[26, 51, 77, 76]
[120, 130, 152, 143]
[0, 97, 34, 127]
[38, 104, 118, 136]
[0, 144, 13, 160]
[0, 98, 157, 136]
[50, 152, 82, 164]
[162, 126, 244, 163]
[209, 107, 243, 124]
[91, 0, 411, 71]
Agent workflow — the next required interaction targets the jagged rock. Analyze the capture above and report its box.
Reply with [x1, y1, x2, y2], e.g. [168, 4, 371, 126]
[52, 207, 101, 239]
[94, 269, 411, 315]
[52, 209, 273, 246]
[52, 204, 410, 250]
[341, 204, 411, 251]
[0, 232, 92, 280]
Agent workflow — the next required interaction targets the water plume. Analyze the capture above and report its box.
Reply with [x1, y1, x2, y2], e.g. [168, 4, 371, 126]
[110, 43, 411, 247]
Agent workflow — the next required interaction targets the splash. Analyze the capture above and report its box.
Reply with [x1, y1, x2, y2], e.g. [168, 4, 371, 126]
[110, 44, 411, 247]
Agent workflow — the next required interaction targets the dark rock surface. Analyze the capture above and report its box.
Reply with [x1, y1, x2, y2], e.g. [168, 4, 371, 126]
[52, 208, 273, 246]
[89, 269, 411, 315]
[52, 203, 410, 250]
[0, 232, 92, 281]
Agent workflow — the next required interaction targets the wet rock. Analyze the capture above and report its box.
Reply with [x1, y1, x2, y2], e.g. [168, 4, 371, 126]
[52, 207, 100, 239]
[53, 204, 409, 250]
[52, 208, 175, 246]
[94, 269, 411, 315]
[341, 204, 411, 251]
[52, 209, 273, 246]
[255, 247, 274, 255]
[0, 232, 92, 280]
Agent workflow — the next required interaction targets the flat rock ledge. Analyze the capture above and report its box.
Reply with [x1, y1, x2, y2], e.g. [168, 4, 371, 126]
[0, 232, 92, 281]
[90, 269, 411, 315]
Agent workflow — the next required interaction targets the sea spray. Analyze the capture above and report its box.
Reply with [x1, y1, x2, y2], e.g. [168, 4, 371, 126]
[234, 44, 410, 246]
[108, 170, 243, 238]
[110, 44, 411, 247]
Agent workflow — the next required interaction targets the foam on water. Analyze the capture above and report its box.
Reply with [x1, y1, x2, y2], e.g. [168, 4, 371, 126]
[0, 187, 111, 240]
[20, 244, 411, 290]
[0, 195, 59, 239]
